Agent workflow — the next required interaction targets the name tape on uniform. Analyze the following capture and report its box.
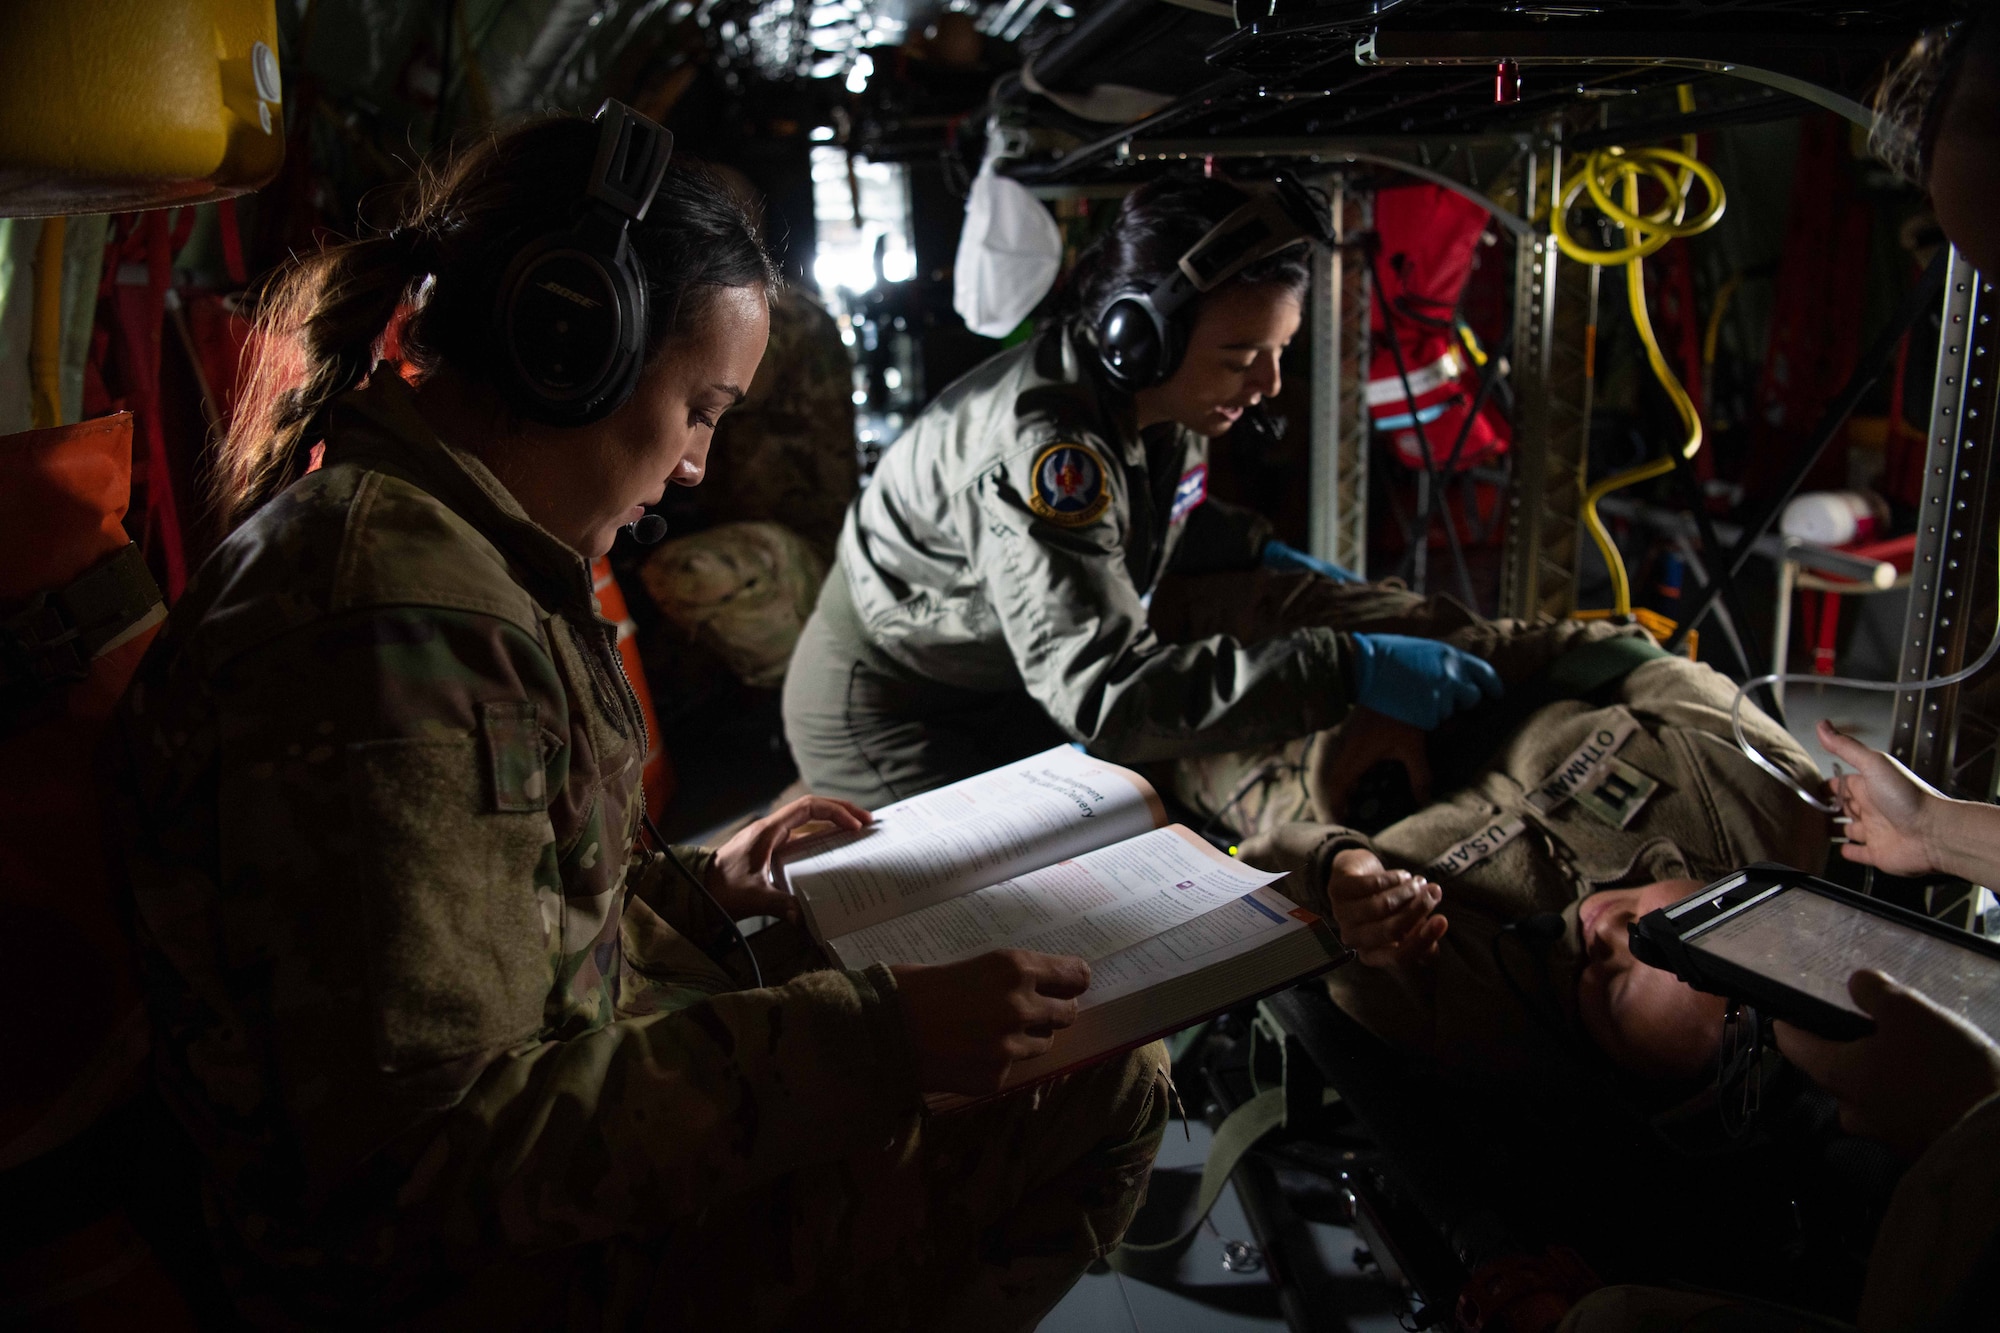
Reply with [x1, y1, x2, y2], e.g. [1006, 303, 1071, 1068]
[1525, 716, 1641, 814]
[1423, 816, 1529, 880]
[1418, 716, 1654, 878]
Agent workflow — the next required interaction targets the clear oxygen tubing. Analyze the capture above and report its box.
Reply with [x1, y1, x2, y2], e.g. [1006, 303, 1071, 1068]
[1548, 87, 1728, 615]
[1729, 522, 2000, 812]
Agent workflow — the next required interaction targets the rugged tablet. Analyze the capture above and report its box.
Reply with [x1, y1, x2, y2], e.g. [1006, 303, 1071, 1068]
[1628, 864, 2000, 1041]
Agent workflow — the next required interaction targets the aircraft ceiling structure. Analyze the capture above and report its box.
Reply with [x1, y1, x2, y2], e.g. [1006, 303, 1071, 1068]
[987, 0, 1965, 186]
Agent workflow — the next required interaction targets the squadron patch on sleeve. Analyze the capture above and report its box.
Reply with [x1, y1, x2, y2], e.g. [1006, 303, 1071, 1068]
[1027, 443, 1113, 527]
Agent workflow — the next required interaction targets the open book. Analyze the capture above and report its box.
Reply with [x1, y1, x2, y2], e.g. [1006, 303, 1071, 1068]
[779, 746, 1345, 1098]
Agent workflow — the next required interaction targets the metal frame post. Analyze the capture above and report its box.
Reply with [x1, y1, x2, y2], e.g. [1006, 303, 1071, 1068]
[1310, 176, 1373, 577]
[1500, 144, 1598, 621]
[1891, 251, 2000, 794]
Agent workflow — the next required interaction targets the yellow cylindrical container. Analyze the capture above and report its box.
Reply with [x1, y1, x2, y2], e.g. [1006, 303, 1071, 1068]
[0, 0, 284, 217]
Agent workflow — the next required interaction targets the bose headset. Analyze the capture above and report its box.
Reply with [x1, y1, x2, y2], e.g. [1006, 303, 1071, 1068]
[1091, 173, 1332, 392]
[494, 99, 675, 428]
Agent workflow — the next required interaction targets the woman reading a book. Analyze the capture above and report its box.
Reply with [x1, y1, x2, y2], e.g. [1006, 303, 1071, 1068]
[107, 108, 1167, 1332]
[784, 173, 1502, 808]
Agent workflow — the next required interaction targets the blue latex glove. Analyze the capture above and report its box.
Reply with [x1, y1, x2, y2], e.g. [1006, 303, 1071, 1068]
[1262, 539, 1363, 584]
[1348, 633, 1504, 731]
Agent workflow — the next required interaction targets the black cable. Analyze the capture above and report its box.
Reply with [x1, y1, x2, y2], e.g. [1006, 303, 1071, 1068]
[1198, 743, 1315, 845]
[1717, 1000, 1768, 1140]
[1665, 246, 1949, 652]
[641, 807, 764, 989]
[1661, 424, 1778, 715]
[1488, 914, 1581, 1057]
[1367, 238, 1479, 607]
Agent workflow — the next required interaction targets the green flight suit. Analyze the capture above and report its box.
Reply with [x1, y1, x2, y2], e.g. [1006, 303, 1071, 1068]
[107, 374, 1168, 1330]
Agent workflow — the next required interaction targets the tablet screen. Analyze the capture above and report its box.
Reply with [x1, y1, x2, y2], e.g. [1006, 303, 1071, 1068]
[1690, 886, 2000, 1039]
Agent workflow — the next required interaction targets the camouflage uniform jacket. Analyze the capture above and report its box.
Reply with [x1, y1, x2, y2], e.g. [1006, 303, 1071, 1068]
[836, 323, 1353, 763]
[110, 375, 920, 1320]
[1227, 583, 1830, 1078]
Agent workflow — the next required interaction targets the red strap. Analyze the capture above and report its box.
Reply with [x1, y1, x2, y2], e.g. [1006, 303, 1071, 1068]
[107, 212, 188, 600]
[166, 206, 196, 259]
[216, 199, 249, 287]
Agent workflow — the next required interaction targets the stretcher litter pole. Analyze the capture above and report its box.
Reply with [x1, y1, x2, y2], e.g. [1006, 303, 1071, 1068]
[1663, 246, 1950, 654]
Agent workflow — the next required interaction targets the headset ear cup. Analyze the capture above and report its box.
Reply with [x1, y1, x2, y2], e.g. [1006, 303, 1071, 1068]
[1095, 292, 1174, 390]
[495, 230, 649, 425]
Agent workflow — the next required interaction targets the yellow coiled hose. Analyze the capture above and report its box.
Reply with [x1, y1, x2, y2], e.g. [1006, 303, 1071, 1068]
[1551, 92, 1727, 615]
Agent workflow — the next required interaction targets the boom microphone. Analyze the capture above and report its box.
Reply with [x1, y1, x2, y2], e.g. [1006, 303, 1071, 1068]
[627, 514, 668, 545]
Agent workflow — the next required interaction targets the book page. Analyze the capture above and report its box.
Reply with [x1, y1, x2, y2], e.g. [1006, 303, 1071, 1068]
[782, 747, 1167, 939]
[1078, 886, 1318, 1009]
[822, 825, 1283, 970]
[926, 891, 1338, 1108]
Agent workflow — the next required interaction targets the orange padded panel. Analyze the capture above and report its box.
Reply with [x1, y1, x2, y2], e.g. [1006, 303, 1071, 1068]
[1, 412, 158, 1168]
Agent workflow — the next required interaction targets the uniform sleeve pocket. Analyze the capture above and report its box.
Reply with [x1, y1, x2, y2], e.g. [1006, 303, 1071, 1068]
[479, 699, 551, 811]
[347, 735, 553, 1072]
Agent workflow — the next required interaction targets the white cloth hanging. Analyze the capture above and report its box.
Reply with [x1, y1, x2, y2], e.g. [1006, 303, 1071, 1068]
[952, 152, 1063, 338]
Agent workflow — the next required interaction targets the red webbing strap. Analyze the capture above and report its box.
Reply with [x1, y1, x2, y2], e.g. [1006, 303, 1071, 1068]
[110, 212, 189, 599]
[216, 197, 250, 288]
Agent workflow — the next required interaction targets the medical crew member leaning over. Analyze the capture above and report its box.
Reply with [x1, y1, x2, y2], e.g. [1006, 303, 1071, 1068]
[785, 174, 1501, 806]
[108, 105, 1168, 1331]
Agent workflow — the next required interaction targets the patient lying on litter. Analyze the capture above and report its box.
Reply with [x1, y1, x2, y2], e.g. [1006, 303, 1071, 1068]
[1149, 570, 1831, 1084]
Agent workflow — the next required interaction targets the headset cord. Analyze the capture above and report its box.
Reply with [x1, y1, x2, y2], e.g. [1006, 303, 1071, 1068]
[640, 807, 765, 990]
[1198, 735, 1316, 846]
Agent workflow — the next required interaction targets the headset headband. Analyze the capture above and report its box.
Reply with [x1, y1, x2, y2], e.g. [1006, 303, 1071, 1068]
[1179, 193, 1311, 291]
[1146, 189, 1315, 314]
[588, 100, 674, 222]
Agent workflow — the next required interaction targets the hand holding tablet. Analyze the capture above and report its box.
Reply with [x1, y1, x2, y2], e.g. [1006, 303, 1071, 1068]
[1774, 968, 2000, 1159]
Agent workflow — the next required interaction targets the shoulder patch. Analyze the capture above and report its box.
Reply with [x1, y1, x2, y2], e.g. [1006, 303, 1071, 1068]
[1027, 443, 1113, 528]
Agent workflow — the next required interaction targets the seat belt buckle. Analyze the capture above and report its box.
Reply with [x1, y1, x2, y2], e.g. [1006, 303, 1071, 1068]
[0, 594, 92, 690]
[1, 544, 166, 708]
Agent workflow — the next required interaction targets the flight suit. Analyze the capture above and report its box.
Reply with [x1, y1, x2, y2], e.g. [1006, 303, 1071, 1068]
[107, 374, 1168, 1330]
[1180, 573, 1833, 1079]
[783, 323, 1354, 807]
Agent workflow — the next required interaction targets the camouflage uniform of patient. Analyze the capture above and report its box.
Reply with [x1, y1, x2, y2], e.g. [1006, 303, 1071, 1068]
[1152, 572, 1830, 1078]
[108, 373, 1167, 1331]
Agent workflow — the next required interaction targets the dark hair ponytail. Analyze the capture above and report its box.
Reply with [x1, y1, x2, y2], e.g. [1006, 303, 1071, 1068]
[1066, 173, 1312, 323]
[216, 115, 777, 530]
